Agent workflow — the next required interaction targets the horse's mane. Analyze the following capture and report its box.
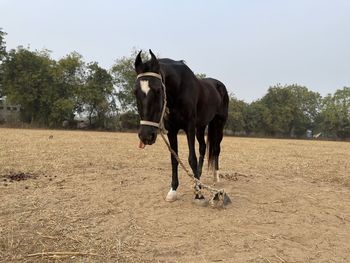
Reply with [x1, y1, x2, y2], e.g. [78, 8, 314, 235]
[159, 58, 186, 65]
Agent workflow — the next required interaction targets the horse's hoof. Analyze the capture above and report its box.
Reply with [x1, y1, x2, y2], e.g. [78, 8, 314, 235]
[165, 189, 177, 202]
[192, 198, 209, 207]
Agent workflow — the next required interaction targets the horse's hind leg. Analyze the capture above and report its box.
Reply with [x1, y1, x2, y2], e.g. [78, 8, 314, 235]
[196, 125, 206, 178]
[208, 116, 225, 182]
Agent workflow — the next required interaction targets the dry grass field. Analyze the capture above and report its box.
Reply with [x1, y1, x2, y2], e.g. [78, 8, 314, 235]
[0, 128, 350, 263]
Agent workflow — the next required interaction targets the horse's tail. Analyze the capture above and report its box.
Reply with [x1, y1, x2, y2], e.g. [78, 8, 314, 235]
[207, 81, 229, 171]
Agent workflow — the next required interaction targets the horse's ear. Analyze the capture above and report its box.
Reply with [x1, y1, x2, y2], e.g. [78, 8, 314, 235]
[149, 49, 160, 71]
[134, 50, 143, 73]
[149, 49, 157, 61]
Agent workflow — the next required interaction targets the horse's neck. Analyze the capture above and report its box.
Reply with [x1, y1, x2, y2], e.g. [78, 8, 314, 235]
[160, 61, 199, 110]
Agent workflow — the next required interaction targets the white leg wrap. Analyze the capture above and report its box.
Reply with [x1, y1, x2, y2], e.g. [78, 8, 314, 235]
[165, 188, 177, 202]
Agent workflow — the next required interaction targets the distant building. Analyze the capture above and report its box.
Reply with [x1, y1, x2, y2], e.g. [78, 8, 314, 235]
[306, 129, 312, 138]
[0, 97, 21, 123]
[74, 114, 90, 129]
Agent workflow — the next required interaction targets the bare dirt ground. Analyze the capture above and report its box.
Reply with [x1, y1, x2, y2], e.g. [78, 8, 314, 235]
[0, 128, 349, 263]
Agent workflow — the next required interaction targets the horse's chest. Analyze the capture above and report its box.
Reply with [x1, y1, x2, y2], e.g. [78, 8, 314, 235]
[165, 109, 187, 128]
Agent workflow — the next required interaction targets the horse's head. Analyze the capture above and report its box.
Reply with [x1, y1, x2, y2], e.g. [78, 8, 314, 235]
[134, 50, 165, 148]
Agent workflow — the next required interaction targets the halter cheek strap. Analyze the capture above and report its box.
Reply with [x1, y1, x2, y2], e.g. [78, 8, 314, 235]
[137, 72, 168, 133]
[140, 120, 160, 128]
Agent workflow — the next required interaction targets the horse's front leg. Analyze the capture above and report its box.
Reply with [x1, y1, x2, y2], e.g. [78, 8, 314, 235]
[165, 129, 179, 202]
[186, 123, 205, 201]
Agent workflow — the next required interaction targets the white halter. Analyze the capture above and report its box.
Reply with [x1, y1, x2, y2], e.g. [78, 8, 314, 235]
[136, 72, 168, 133]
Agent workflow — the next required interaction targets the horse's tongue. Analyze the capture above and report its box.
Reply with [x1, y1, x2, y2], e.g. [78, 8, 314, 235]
[139, 140, 145, 149]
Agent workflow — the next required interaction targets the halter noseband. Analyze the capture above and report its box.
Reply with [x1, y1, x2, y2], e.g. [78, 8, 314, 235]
[137, 72, 168, 133]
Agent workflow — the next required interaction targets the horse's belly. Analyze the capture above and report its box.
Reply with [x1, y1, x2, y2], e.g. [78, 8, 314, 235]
[196, 111, 217, 127]
[196, 97, 221, 126]
[165, 111, 188, 130]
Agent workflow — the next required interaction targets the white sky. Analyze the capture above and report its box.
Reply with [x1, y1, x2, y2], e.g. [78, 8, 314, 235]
[1, 0, 350, 101]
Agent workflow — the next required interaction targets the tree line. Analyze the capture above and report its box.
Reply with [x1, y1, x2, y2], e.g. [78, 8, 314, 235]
[0, 29, 349, 138]
[227, 85, 349, 138]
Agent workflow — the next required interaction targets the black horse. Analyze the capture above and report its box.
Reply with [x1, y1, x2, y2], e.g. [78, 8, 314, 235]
[134, 50, 229, 203]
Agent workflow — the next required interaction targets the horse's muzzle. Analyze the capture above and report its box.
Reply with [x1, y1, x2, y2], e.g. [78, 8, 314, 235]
[138, 126, 157, 145]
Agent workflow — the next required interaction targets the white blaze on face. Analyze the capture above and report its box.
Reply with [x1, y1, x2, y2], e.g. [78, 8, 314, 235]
[140, 80, 150, 95]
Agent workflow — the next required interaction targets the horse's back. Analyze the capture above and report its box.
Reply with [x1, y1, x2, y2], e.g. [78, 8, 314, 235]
[158, 58, 228, 127]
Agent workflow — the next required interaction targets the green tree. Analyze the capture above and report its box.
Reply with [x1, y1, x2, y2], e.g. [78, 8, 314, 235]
[81, 62, 115, 127]
[0, 28, 7, 97]
[0, 28, 6, 62]
[2, 47, 55, 125]
[261, 84, 321, 137]
[111, 49, 149, 112]
[289, 85, 322, 135]
[245, 100, 272, 135]
[118, 110, 140, 130]
[225, 95, 247, 134]
[49, 52, 85, 127]
[319, 87, 350, 138]
[195, 73, 207, 79]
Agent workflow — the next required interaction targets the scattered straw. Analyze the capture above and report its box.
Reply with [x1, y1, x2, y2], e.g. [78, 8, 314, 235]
[27, 251, 99, 257]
